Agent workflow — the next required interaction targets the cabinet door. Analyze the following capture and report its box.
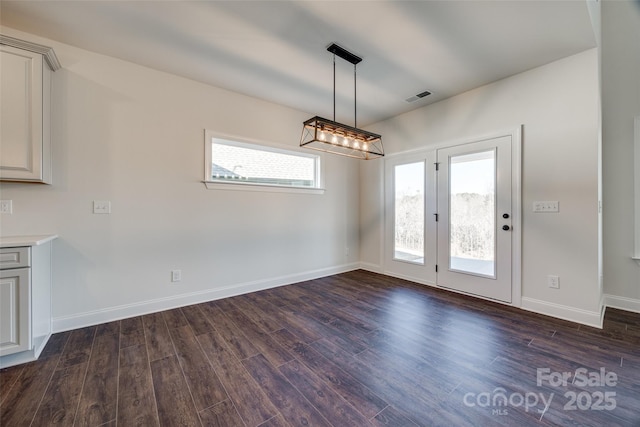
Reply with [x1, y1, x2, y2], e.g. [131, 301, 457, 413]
[0, 268, 31, 356]
[0, 45, 48, 183]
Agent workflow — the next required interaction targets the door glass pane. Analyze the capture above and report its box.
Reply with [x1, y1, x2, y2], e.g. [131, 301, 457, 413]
[394, 162, 424, 264]
[449, 150, 495, 276]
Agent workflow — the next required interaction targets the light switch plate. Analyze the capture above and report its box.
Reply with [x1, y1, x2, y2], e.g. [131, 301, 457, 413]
[171, 270, 182, 282]
[93, 200, 111, 214]
[0, 200, 12, 214]
[533, 201, 559, 213]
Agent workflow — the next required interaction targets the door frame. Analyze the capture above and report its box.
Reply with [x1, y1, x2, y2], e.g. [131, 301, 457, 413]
[383, 127, 522, 307]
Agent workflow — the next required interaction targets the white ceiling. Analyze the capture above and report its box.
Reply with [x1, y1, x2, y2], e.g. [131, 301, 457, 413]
[0, 1, 597, 126]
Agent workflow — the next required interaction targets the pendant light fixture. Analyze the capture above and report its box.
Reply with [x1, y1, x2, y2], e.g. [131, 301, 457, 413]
[300, 43, 384, 160]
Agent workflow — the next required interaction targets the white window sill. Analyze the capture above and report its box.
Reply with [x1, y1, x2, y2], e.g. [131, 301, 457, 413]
[633, 256, 640, 266]
[203, 181, 325, 195]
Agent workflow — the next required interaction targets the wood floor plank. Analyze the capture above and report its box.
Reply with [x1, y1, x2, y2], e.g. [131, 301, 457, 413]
[606, 308, 640, 327]
[150, 355, 202, 427]
[311, 338, 478, 427]
[217, 300, 294, 367]
[528, 326, 635, 371]
[74, 332, 119, 426]
[181, 304, 214, 336]
[288, 297, 335, 324]
[279, 358, 373, 426]
[362, 329, 473, 392]
[120, 316, 145, 349]
[162, 308, 189, 330]
[96, 320, 121, 337]
[243, 353, 332, 427]
[371, 405, 419, 427]
[259, 286, 305, 308]
[117, 344, 160, 426]
[272, 329, 388, 419]
[142, 312, 175, 362]
[257, 414, 291, 427]
[229, 294, 283, 333]
[0, 356, 59, 426]
[169, 325, 227, 411]
[199, 399, 245, 427]
[198, 301, 260, 359]
[301, 278, 353, 307]
[197, 331, 278, 426]
[0, 364, 24, 405]
[279, 305, 369, 354]
[331, 308, 388, 334]
[311, 275, 369, 300]
[443, 358, 560, 427]
[31, 361, 87, 425]
[57, 326, 97, 370]
[38, 330, 72, 359]
[242, 292, 324, 344]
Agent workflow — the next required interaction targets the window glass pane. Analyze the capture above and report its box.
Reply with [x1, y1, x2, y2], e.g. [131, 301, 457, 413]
[211, 139, 318, 188]
[449, 150, 495, 276]
[394, 162, 425, 264]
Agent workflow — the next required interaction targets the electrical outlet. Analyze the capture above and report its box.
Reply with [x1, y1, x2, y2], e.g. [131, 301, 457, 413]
[548, 275, 560, 289]
[171, 270, 182, 282]
[93, 200, 111, 214]
[0, 200, 12, 214]
[533, 201, 559, 213]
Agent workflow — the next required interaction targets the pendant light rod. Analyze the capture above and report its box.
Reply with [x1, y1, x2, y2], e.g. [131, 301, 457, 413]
[327, 43, 362, 128]
[354, 63, 357, 129]
[333, 54, 336, 122]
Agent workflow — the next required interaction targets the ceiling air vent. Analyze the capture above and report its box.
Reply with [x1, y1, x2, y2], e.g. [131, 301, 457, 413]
[405, 90, 432, 103]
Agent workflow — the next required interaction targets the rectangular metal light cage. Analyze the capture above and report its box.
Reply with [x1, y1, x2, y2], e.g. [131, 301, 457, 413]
[300, 116, 384, 160]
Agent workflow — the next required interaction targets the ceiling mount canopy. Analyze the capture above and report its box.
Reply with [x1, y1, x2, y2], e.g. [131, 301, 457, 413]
[300, 43, 383, 160]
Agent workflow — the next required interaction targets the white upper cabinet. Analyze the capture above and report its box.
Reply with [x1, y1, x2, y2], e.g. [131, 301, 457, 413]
[0, 35, 60, 184]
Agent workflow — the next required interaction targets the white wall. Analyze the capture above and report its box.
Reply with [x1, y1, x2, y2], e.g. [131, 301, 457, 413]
[0, 28, 361, 330]
[361, 49, 602, 325]
[602, 1, 640, 311]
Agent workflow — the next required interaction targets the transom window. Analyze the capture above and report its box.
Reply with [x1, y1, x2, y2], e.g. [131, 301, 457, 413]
[204, 132, 323, 193]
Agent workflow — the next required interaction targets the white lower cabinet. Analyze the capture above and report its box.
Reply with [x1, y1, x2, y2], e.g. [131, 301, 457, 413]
[0, 237, 54, 368]
[0, 267, 31, 356]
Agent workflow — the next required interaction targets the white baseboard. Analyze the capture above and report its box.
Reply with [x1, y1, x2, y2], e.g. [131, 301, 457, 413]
[52, 263, 360, 332]
[358, 262, 383, 274]
[521, 297, 603, 328]
[603, 294, 640, 314]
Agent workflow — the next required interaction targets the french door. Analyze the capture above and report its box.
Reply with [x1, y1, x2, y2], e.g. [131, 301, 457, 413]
[436, 136, 513, 303]
[385, 131, 519, 304]
[384, 151, 437, 284]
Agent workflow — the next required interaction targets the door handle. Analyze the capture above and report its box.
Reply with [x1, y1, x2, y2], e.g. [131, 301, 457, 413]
[502, 225, 510, 231]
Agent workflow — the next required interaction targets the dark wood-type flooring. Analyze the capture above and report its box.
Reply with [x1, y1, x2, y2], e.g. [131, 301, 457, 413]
[1, 270, 639, 426]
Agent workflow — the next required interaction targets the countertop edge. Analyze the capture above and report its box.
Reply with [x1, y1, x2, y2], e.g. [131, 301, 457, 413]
[0, 234, 59, 248]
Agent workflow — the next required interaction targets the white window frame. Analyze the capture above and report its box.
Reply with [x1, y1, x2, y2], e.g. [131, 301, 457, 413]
[203, 130, 324, 194]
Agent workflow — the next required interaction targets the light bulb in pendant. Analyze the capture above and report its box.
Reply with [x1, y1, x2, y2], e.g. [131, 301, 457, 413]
[353, 140, 360, 149]
[319, 131, 326, 141]
[332, 134, 338, 144]
[342, 137, 349, 147]
[363, 142, 368, 151]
